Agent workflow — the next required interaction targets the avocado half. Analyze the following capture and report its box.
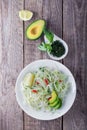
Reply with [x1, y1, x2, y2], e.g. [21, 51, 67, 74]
[26, 19, 46, 40]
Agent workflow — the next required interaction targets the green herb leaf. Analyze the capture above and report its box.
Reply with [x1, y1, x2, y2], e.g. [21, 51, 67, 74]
[38, 42, 52, 52]
[38, 42, 47, 51]
[44, 29, 54, 43]
[45, 44, 52, 53]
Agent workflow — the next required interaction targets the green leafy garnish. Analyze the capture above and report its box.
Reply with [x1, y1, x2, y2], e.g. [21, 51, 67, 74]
[38, 29, 54, 53]
[38, 42, 52, 53]
[38, 42, 47, 51]
[44, 29, 54, 43]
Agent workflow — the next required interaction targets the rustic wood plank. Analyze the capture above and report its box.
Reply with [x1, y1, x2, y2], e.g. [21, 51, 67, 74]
[24, 0, 43, 65]
[23, 0, 62, 130]
[0, 0, 24, 130]
[42, 0, 63, 59]
[63, 0, 87, 130]
[41, 0, 63, 129]
[23, 0, 44, 129]
[42, 0, 62, 37]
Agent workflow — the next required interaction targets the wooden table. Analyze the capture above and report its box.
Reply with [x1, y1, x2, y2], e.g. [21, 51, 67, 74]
[0, 0, 87, 130]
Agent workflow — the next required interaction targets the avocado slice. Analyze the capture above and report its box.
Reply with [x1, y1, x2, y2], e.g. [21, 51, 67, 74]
[54, 98, 62, 109]
[49, 99, 59, 107]
[26, 19, 46, 40]
[49, 91, 58, 104]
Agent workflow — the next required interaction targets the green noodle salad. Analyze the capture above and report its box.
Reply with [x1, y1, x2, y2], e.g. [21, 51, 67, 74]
[22, 67, 70, 112]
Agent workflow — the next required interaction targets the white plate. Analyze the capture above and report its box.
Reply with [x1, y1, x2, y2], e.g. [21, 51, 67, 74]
[15, 59, 76, 120]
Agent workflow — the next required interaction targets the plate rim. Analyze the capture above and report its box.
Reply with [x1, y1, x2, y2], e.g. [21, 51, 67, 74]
[15, 59, 76, 120]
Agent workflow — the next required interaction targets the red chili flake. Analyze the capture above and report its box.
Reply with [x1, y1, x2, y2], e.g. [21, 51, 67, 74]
[35, 81, 40, 85]
[32, 90, 38, 93]
[59, 80, 62, 83]
[44, 79, 49, 85]
[48, 97, 52, 100]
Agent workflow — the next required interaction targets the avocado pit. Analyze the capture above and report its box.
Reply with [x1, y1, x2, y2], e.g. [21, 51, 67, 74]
[31, 27, 38, 35]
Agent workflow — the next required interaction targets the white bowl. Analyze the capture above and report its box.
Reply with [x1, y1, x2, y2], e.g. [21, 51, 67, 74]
[15, 59, 76, 120]
[44, 34, 68, 60]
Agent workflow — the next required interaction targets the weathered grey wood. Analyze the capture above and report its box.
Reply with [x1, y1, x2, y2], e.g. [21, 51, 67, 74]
[63, 0, 87, 130]
[0, 0, 24, 130]
[42, 0, 63, 59]
[42, 0, 63, 129]
[1, 0, 87, 129]
[24, 0, 62, 130]
[24, 0, 43, 66]
[42, 0, 62, 37]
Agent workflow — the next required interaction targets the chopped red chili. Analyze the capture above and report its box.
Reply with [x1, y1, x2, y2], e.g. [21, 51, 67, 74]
[59, 80, 62, 83]
[35, 81, 40, 85]
[32, 90, 38, 93]
[48, 97, 52, 100]
[44, 79, 49, 85]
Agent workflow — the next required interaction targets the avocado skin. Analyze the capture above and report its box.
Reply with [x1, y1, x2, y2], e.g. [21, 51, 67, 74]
[25, 19, 46, 40]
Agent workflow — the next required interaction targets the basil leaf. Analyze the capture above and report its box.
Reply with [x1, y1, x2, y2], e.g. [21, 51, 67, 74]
[44, 29, 54, 43]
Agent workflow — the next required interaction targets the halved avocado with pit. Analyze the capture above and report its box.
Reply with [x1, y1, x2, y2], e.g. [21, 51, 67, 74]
[49, 91, 58, 104]
[26, 19, 46, 40]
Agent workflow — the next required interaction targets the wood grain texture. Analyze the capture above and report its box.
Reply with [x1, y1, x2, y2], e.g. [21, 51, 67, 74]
[23, 0, 44, 130]
[0, 0, 24, 130]
[63, 0, 87, 130]
[42, 0, 62, 37]
[42, 0, 62, 59]
[24, 0, 43, 66]
[41, 0, 63, 129]
[23, 0, 62, 130]
[0, 0, 87, 130]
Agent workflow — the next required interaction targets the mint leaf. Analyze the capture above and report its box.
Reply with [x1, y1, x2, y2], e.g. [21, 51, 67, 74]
[38, 42, 47, 51]
[38, 42, 52, 52]
[44, 29, 54, 43]
[45, 44, 52, 53]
